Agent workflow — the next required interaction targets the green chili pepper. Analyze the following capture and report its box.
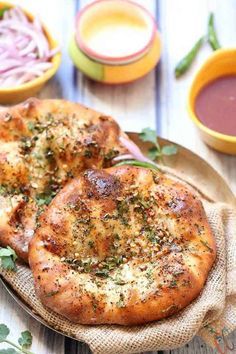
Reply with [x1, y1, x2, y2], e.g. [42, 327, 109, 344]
[208, 13, 221, 50]
[174, 36, 206, 78]
[0, 7, 10, 18]
[114, 160, 159, 171]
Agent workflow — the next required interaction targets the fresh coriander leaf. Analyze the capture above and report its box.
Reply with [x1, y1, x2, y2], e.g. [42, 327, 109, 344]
[147, 146, 161, 160]
[18, 331, 32, 348]
[0, 247, 17, 260]
[0, 325, 34, 354]
[35, 191, 56, 207]
[200, 239, 214, 252]
[0, 349, 19, 354]
[138, 127, 178, 163]
[0, 324, 10, 342]
[94, 269, 109, 278]
[0, 186, 7, 195]
[35, 195, 49, 206]
[27, 122, 35, 132]
[1, 257, 16, 271]
[161, 145, 178, 156]
[9, 247, 17, 262]
[0, 249, 13, 257]
[0, 247, 17, 271]
[139, 128, 157, 145]
[45, 290, 59, 297]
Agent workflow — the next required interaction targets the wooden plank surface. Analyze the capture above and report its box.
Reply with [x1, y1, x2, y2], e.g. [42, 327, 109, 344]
[158, 0, 236, 195]
[0, 0, 235, 353]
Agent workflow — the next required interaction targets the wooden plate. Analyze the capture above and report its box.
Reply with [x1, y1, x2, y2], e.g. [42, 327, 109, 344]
[0, 134, 235, 339]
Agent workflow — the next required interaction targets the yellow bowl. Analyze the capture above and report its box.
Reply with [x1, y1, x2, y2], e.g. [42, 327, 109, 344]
[69, 0, 161, 84]
[69, 31, 161, 84]
[0, 2, 61, 104]
[188, 48, 236, 155]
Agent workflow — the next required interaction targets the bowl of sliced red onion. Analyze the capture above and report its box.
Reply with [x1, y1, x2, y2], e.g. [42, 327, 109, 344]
[0, 3, 61, 104]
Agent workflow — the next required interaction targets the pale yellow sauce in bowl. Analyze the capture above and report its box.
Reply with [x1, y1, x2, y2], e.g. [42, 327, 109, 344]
[76, 0, 155, 63]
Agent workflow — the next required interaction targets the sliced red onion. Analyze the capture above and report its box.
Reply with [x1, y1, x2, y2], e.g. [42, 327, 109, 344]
[1, 66, 43, 78]
[119, 136, 154, 164]
[113, 154, 134, 162]
[0, 22, 48, 58]
[19, 40, 36, 56]
[16, 37, 30, 50]
[1, 75, 19, 87]
[16, 73, 37, 85]
[14, 7, 28, 23]
[33, 15, 42, 32]
[0, 6, 59, 88]
[0, 52, 8, 60]
[28, 62, 53, 70]
[0, 59, 24, 73]
[27, 52, 37, 59]
[48, 47, 60, 57]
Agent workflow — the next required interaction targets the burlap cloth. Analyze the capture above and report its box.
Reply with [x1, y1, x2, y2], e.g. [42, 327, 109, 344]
[0, 168, 236, 354]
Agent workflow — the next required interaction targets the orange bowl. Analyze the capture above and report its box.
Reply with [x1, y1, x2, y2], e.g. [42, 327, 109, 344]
[188, 48, 236, 155]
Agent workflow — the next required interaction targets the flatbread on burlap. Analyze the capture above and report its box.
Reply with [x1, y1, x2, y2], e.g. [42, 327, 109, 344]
[1, 167, 236, 354]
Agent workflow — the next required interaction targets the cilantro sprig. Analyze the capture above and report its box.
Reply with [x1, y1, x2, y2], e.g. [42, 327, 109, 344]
[0, 324, 34, 354]
[139, 128, 178, 161]
[0, 247, 17, 271]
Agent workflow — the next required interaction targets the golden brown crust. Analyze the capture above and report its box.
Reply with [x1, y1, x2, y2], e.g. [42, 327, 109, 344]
[29, 166, 216, 325]
[0, 99, 128, 261]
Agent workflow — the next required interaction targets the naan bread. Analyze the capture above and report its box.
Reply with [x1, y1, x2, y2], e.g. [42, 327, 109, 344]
[29, 166, 216, 325]
[0, 99, 128, 261]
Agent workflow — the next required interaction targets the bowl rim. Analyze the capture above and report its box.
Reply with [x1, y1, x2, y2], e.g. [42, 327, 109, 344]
[75, 0, 157, 63]
[0, 1, 61, 93]
[187, 49, 236, 143]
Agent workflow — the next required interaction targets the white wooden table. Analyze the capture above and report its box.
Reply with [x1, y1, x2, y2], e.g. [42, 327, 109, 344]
[0, 0, 235, 353]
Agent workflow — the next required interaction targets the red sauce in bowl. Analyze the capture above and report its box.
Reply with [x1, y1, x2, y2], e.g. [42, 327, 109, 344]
[195, 76, 236, 136]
